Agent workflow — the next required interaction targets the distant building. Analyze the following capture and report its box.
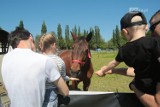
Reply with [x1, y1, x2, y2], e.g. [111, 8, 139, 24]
[96, 48, 101, 52]
[0, 30, 9, 54]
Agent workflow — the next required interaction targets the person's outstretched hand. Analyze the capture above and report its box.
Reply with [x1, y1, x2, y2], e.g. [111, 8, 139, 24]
[95, 69, 106, 77]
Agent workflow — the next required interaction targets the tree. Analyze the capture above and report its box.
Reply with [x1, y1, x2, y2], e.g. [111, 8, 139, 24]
[89, 28, 96, 49]
[115, 25, 121, 48]
[41, 21, 47, 35]
[57, 24, 66, 49]
[19, 20, 24, 29]
[73, 25, 77, 35]
[95, 26, 100, 48]
[78, 26, 81, 37]
[107, 25, 127, 50]
[65, 25, 72, 49]
[83, 30, 87, 36]
[34, 34, 41, 52]
[112, 30, 116, 48]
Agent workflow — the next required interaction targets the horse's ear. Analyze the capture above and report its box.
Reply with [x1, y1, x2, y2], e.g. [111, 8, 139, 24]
[86, 32, 92, 42]
[71, 31, 78, 41]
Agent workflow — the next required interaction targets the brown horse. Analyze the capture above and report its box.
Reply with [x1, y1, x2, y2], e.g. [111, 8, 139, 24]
[59, 32, 94, 91]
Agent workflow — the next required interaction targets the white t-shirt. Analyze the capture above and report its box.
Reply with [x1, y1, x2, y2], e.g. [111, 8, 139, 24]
[1, 48, 60, 107]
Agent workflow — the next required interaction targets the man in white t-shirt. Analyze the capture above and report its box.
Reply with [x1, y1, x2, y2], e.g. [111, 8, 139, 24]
[1, 27, 69, 107]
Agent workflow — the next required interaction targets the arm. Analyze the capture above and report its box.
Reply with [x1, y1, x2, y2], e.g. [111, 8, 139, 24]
[131, 82, 160, 107]
[95, 59, 120, 77]
[110, 67, 135, 77]
[54, 77, 69, 97]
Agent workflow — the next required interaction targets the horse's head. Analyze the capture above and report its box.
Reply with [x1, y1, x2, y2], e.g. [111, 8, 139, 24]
[70, 32, 92, 77]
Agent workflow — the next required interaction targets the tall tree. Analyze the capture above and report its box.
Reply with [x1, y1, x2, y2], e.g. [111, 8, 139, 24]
[78, 26, 81, 37]
[107, 25, 127, 50]
[83, 30, 87, 36]
[41, 21, 47, 35]
[89, 28, 96, 49]
[19, 20, 24, 29]
[35, 34, 41, 52]
[112, 30, 116, 47]
[74, 25, 77, 35]
[65, 25, 71, 49]
[57, 24, 65, 49]
[115, 25, 121, 48]
[95, 26, 100, 48]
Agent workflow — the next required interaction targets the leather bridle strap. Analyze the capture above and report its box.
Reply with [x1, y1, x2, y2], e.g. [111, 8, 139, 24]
[72, 60, 85, 65]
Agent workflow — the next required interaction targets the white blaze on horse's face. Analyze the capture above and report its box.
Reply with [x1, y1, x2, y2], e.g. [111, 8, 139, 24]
[70, 32, 92, 74]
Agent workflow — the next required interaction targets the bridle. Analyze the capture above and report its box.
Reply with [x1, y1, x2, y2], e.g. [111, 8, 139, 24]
[72, 60, 85, 66]
[72, 50, 91, 66]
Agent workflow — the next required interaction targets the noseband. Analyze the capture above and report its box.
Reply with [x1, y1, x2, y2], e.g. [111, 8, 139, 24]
[72, 51, 91, 66]
[72, 60, 85, 65]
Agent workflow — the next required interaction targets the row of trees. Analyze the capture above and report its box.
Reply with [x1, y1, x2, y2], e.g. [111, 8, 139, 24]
[1, 20, 151, 51]
[36, 21, 107, 51]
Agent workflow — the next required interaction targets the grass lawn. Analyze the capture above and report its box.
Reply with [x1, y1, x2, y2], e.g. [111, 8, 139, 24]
[78, 51, 134, 93]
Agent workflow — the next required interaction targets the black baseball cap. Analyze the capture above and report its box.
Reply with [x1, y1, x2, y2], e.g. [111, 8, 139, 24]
[120, 11, 147, 30]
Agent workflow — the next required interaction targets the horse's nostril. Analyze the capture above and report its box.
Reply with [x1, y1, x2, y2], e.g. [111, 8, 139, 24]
[70, 70, 81, 78]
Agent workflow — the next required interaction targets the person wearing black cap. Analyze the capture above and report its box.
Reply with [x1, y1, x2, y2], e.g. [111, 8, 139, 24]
[96, 11, 160, 107]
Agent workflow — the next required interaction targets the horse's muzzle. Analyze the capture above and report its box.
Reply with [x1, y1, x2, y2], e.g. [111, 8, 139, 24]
[70, 70, 81, 78]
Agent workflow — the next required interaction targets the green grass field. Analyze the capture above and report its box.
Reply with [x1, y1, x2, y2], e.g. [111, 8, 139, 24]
[78, 51, 134, 93]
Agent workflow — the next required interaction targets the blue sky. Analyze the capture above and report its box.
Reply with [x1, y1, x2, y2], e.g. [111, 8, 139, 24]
[0, 0, 159, 41]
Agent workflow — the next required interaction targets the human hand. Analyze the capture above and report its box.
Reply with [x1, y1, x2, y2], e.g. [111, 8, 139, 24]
[95, 70, 106, 77]
[58, 94, 70, 106]
[105, 70, 112, 74]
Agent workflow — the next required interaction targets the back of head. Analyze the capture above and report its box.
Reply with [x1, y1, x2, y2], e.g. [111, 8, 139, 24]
[150, 10, 160, 27]
[120, 11, 147, 30]
[39, 33, 56, 52]
[9, 27, 31, 49]
[130, 15, 146, 31]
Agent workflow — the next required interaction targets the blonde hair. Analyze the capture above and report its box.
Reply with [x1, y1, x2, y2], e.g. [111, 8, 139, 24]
[39, 33, 56, 52]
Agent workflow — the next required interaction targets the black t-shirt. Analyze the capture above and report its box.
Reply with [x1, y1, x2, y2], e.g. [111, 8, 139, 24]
[116, 36, 160, 94]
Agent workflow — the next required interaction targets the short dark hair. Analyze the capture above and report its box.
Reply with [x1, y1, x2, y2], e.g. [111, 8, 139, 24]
[120, 11, 147, 30]
[9, 27, 31, 49]
[149, 10, 160, 26]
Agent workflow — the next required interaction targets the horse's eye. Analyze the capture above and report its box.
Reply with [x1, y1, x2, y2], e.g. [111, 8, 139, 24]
[82, 50, 88, 61]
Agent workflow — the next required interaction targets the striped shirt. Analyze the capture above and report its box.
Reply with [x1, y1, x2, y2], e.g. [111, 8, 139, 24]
[46, 54, 69, 89]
